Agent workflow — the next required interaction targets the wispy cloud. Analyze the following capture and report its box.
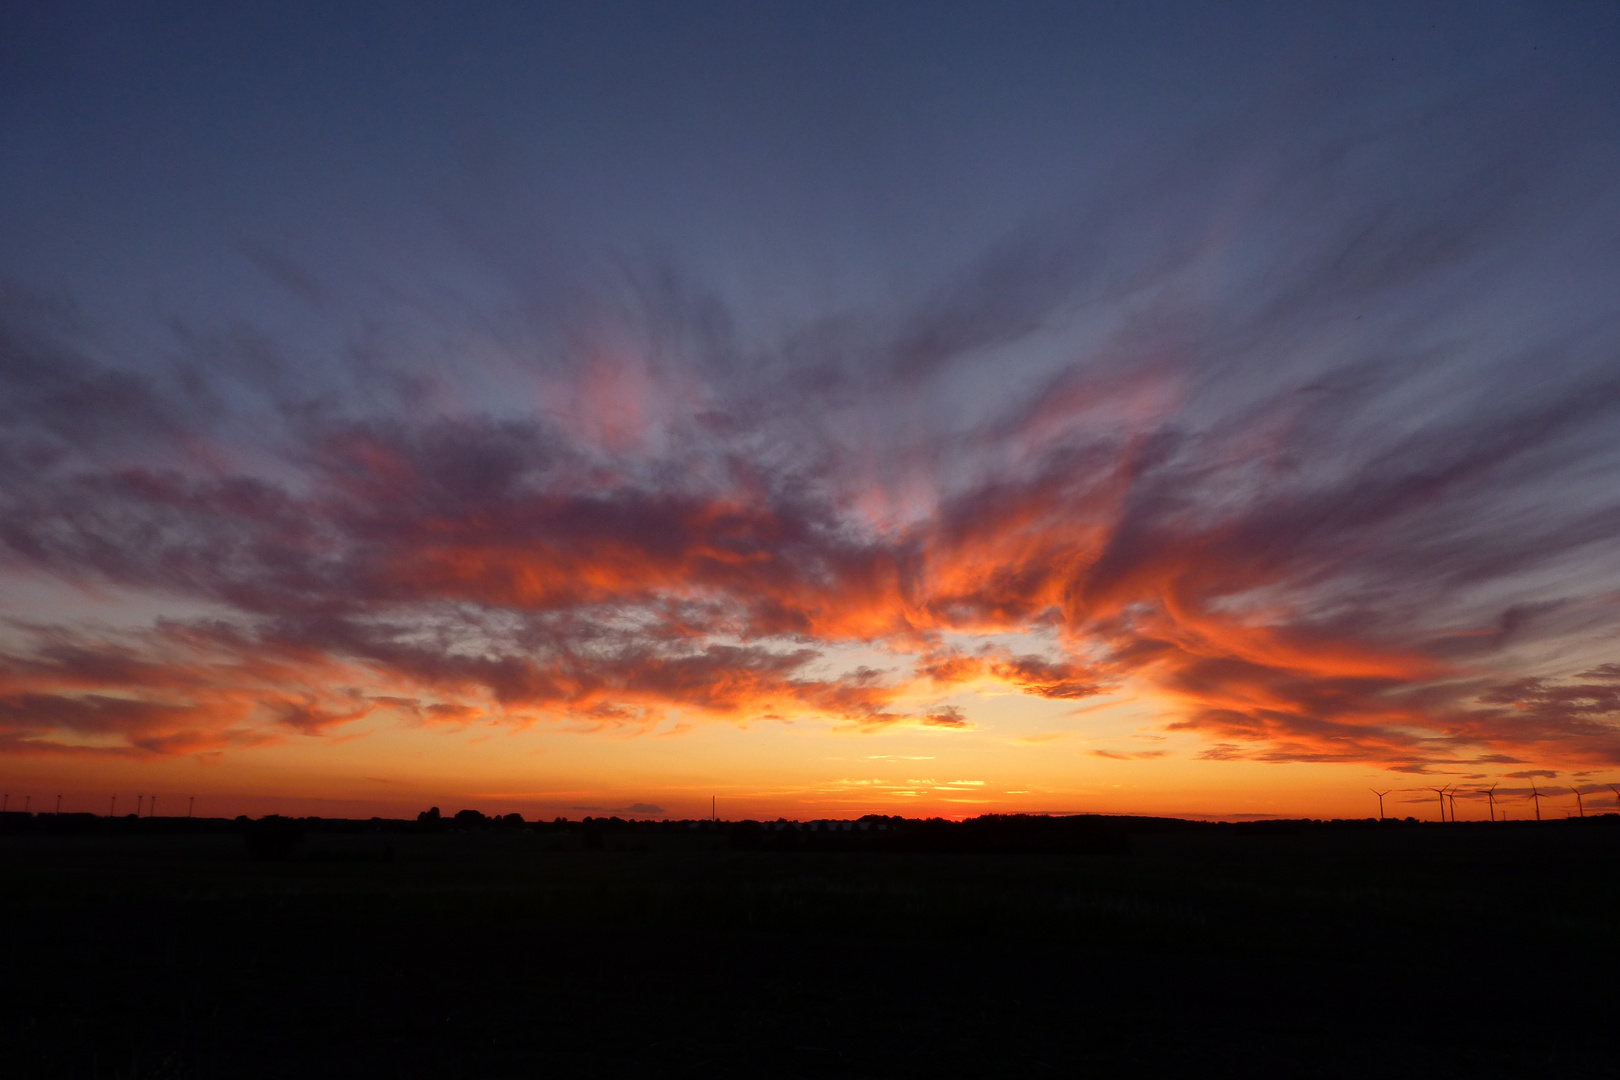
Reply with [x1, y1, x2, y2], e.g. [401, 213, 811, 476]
[1, 46, 1618, 779]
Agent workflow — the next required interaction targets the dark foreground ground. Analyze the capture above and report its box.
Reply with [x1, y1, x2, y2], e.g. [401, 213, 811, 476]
[2, 813, 1618, 1079]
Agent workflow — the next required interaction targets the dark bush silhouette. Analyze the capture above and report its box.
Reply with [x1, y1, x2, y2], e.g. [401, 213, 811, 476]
[581, 817, 605, 849]
[729, 819, 764, 850]
[244, 815, 305, 860]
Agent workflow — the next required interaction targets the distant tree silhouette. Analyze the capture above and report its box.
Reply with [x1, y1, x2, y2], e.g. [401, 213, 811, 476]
[453, 809, 488, 829]
[416, 806, 442, 825]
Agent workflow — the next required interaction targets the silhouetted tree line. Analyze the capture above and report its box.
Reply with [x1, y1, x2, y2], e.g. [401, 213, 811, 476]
[414, 806, 528, 830]
[3, 808, 1616, 850]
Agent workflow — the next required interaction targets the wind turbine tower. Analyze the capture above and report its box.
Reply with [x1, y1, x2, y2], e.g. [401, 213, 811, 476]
[1485, 783, 1499, 822]
[1446, 788, 1459, 822]
[1527, 782, 1545, 821]
[1371, 789, 1390, 821]
[1425, 785, 1450, 822]
[1570, 787, 1585, 818]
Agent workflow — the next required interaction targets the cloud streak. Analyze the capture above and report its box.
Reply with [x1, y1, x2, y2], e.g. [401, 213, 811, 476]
[1, 23, 1618, 781]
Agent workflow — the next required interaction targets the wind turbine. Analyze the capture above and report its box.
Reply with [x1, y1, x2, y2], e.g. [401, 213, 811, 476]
[1611, 784, 1620, 811]
[149, 795, 156, 818]
[109, 795, 116, 818]
[187, 796, 195, 819]
[136, 795, 143, 817]
[1371, 789, 1391, 821]
[55, 794, 62, 814]
[1527, 782, 1545, 822]
[1446, 788, 1460, 822]
[1425, 785, 1450, 822]
[1570, 787, 1585, 818]
[1485, 783, 1499, 822]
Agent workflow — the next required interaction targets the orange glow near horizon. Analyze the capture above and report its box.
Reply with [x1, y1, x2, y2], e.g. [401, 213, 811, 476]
[5, 2, 1620, 832]
[4, 281, 1619, 819]
[5, 530, 1615, 823]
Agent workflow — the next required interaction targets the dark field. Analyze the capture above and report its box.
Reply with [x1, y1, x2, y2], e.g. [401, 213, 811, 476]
[3, 814, 1618, 1078]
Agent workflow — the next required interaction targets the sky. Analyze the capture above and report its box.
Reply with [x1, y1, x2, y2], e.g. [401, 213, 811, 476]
[2, 2, 1619, 822]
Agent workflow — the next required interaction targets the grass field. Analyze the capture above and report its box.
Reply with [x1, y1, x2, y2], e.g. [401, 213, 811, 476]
[3, 815, 1617, 1078]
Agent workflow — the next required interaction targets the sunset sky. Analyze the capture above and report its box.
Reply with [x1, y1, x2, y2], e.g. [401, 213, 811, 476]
[3, 3, 1619, 821]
